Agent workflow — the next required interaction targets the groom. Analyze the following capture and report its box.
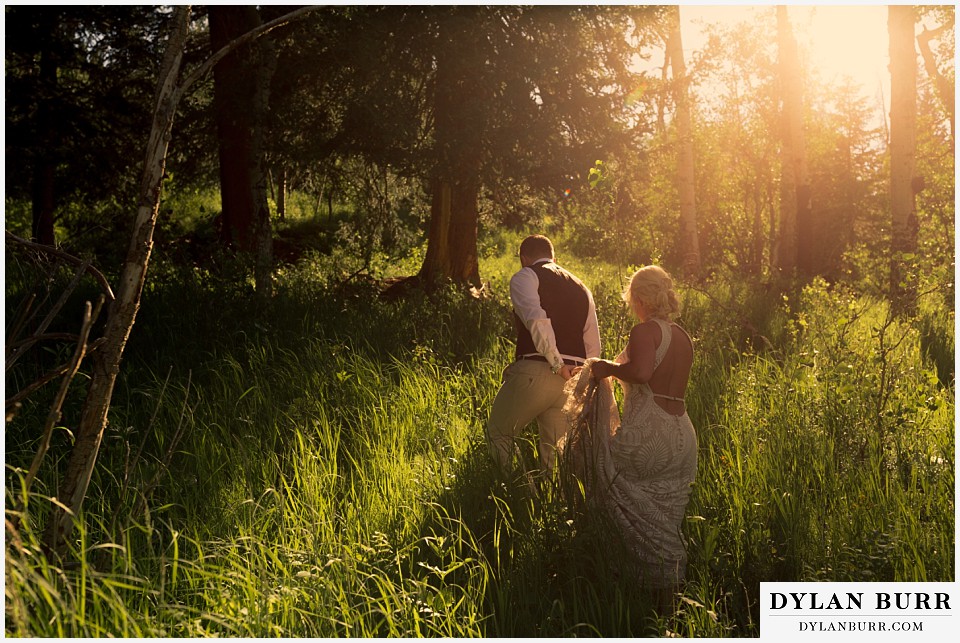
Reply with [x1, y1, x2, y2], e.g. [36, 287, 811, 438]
[486, 234, 601, 476]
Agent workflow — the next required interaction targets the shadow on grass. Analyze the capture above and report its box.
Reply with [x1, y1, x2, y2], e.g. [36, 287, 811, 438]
[412, 431, 664, 637]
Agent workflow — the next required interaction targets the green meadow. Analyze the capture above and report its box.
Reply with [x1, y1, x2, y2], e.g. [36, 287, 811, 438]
[6, 227, 953, 637]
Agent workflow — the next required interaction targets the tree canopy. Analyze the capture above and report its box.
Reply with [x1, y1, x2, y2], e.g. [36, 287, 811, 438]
[3, 4, 954, 291]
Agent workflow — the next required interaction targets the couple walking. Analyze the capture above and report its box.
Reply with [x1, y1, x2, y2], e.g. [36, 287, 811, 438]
[486, 234, 698, 601]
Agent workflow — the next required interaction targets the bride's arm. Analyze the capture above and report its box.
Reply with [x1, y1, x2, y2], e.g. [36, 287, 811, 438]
[590, 323, 657, 383]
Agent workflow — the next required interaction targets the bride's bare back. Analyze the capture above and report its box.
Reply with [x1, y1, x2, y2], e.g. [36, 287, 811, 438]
[621, 319, 694, 416]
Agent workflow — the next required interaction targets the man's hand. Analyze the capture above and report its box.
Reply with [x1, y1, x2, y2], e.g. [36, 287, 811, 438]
[558, 364, 575, 381]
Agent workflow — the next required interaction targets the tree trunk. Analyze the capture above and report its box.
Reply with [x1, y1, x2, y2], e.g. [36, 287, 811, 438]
[44, 6, 193, 557]
[31, 13, 58, 247]
[210, 6, 276, 296]
[767, 181, 778, 274]
[249, 18, 277, 299]
[666, 6, 701, 280]
[210, 7, 263, 252]
[210, 7, 256, 250]
[796, 183, 813, 275]
[276, 166, 287, 221]
[417, 11, 482, 289]
[776, 5, 809, 278]
[917, 23, 954, 153]
[420, 178, 481, 288]
[448, 178, 481, 286]
[752, 191, 764, 274]
[31, 163, 56, 247]
[656, 49, 668, 135]
[889, 5, 919, 311]
[420, 179, 453, 282]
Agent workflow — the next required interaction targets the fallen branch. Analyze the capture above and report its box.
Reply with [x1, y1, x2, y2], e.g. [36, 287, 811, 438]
[5, 231, 115, 302]
[6, 261, 93, 371]
[5, 338, 106, 415]
[19, 296, 104, 518]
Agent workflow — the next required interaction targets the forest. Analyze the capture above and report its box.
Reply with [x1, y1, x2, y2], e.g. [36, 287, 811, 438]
[4, 4, 955, 637]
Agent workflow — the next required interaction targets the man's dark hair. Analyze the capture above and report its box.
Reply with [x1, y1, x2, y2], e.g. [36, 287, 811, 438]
[519, 234, 554, 261]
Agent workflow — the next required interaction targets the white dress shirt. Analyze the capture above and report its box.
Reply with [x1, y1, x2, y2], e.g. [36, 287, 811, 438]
[510, 258, 601, 369]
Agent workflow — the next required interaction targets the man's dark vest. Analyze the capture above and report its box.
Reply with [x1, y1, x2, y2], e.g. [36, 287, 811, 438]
[514, 261, 589, 361]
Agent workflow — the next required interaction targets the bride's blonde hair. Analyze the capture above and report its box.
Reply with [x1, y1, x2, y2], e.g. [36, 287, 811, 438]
[622, 265, 681, 320]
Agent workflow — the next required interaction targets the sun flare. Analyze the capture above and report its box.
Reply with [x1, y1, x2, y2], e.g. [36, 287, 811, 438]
[792, 6, 891, 91]
[683, 5, 892, 99]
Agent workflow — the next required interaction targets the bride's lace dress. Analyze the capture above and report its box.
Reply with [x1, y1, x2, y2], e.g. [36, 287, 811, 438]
[562, 318, 698, 589]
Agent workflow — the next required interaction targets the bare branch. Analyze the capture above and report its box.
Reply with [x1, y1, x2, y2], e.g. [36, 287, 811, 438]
[175, 6, 325, 100]
[8, 333, 83, 349]
[6, 338, 106, 413]
[6, 261, 92, 372]
[6, 293, 40, 351]
[5, 232, 115, 301]
[21, 296, 105, 502]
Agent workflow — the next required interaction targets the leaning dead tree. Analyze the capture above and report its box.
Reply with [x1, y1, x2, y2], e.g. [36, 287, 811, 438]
[39, 5, 323, 557]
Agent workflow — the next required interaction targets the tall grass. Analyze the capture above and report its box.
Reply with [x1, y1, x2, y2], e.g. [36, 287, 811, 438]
[5, 237, 953, 637]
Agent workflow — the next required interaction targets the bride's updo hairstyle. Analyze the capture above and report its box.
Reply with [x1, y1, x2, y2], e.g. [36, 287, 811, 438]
[622, 265, 681, 321]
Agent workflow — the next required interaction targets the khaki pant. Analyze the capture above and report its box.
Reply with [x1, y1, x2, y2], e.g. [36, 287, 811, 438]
[486, 359, 569, 474]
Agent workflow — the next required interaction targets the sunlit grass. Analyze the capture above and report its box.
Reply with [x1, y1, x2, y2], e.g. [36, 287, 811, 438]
[5, 240, 953, 637]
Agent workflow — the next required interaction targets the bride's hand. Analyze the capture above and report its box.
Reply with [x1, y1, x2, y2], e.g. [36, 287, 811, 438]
[591, 360, 615, 380]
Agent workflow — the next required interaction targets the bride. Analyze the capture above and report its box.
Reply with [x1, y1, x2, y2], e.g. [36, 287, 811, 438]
[562, 265, 698, 611]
